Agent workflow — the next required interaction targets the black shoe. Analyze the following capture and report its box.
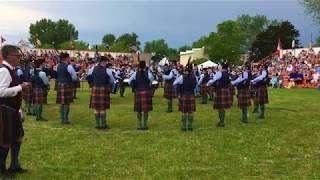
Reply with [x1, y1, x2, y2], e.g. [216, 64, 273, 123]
[27, 113, 35, 116]
[1, 168, 15, 179]
[241, 120, 248, 124]
[181, 127, 187, 131]
[8, 167, 27, 174]
[188, 128, 193, 131]
[142, 127, 149, 130]
[137, 127, 143, 130]
[216, 123, 225, 127]
[167, 110, 173, 113]
[37, 118, 48, 121]
[258, 116, 264, 119]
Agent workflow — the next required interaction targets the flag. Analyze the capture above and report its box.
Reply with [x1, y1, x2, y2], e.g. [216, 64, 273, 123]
[69, 40, 75, 50]
[0, 36, 6, 43]
[277, 39, 282, 51]
[36, 38, 42, 47]
[292, 40, 295, 48]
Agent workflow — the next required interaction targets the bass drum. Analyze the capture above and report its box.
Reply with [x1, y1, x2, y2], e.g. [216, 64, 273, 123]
[123, 78, 130, 86]
[152, 80, 159, 89]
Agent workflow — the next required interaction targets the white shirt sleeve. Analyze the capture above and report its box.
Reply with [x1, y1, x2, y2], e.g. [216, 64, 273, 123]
[0, 68, 22, 97]
[128, 72, 137, 85]
[87, 66, 94, 75]
[173, 75, 183, 86]
[39, 71, 49, 86]
[106, 69, 115, 84]
[252, 70, 267, 83]
[67, 65, 78, 81]
[232, 71, 248, 85]
[198, 74, 204, 85]
[163, 70, 174, 80]
[148, 71, 154, 82]
[17, 69, 23, 77]
[207, 71, 222, 86]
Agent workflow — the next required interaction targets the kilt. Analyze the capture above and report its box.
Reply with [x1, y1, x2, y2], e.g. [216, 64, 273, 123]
[22, 86, 33, 103]
[213, 88, 232, 110]
[134, 90, 153, 112]
[56, 83, 74, 105]
[0, 105, 24, 147]
[179, 94, 196, 113]
[33, 88, 47, 105]
[237, 88, 251, 108]
[89, 86, 111, 111]
[200, 84, 210, 95]
[255, 85, 269, 104]
[164, 82, 176, 99]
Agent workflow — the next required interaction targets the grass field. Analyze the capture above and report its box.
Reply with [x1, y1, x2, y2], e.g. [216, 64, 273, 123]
[15, 84, 320, 179]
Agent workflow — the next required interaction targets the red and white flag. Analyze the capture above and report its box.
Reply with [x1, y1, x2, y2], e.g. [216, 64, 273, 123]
[0, 36, 6, 43]
[277, 39, 282, 51]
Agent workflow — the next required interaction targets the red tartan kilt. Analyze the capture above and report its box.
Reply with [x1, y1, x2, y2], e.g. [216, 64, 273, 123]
[0, 106, 24, 146]
[200, 84, 210, 95]
[255, 86, 269, 104]
[229, 84, 235, 95]
[56, 83, 74, 105]
[164, 82, 176, 98]
[237, 88, 251, 108]
[22, 86, 33, 103]
[213, 88, 232, 110]
[33, 88, 47, 105]
[90, 86, 111, 111]
[134, 90, 153, 112]
[179, 94, 196, 113]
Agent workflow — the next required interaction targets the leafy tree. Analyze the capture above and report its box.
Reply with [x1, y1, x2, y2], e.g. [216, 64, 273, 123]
[144, 39, 169, 55]
[29, 18, 78, 48]
[115, 32, 140, 49]
[167, 48, 179, 62]
[204, 20, 244, 64]
[178, 45, 192, 52]
[250, 21, 300, 61]
[102, 34, 116, 46]
[192, 36, 207, 48]
[60, 40, 89, 50]
[301, 0, 320, 25]
[192, 58, 207, 65]
[316, 36, 320, 46]
[236, 14, 270, 52]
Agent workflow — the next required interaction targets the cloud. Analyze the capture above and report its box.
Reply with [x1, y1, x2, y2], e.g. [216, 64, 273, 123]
[0, 4, 50, 37]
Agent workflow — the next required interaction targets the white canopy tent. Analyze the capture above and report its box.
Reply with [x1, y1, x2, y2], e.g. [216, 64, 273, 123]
[197, 60, 218, 68]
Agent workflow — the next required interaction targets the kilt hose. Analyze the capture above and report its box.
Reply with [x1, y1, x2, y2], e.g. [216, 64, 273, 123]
[0, 105, 24, 147]
[54, 80, 58, 91]
[213, 88, 232, 110]
[200, 84, 211, 95]
[237, 88, 251, 108]
[22, 86, 33, 103]
[229, 84, 235, 103]
[179, 94, 196, 113]
[75, 81, 81, 89]
[255, 85, 269, 105]
[90, 86, 111, 111]
[33, 88, 47, 105]
[134, 90, 153, 112]
[164, 82, 176, 99]
[56, 83, 74, 105]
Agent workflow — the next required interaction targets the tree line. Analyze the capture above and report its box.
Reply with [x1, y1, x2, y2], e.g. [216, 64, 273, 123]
[29, 0, 319, 64]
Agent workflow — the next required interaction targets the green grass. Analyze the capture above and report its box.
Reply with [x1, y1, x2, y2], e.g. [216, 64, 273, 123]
[16, 84, 320, 179]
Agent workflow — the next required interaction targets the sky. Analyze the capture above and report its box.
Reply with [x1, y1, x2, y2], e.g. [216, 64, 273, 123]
[0, 0, 319, 49]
